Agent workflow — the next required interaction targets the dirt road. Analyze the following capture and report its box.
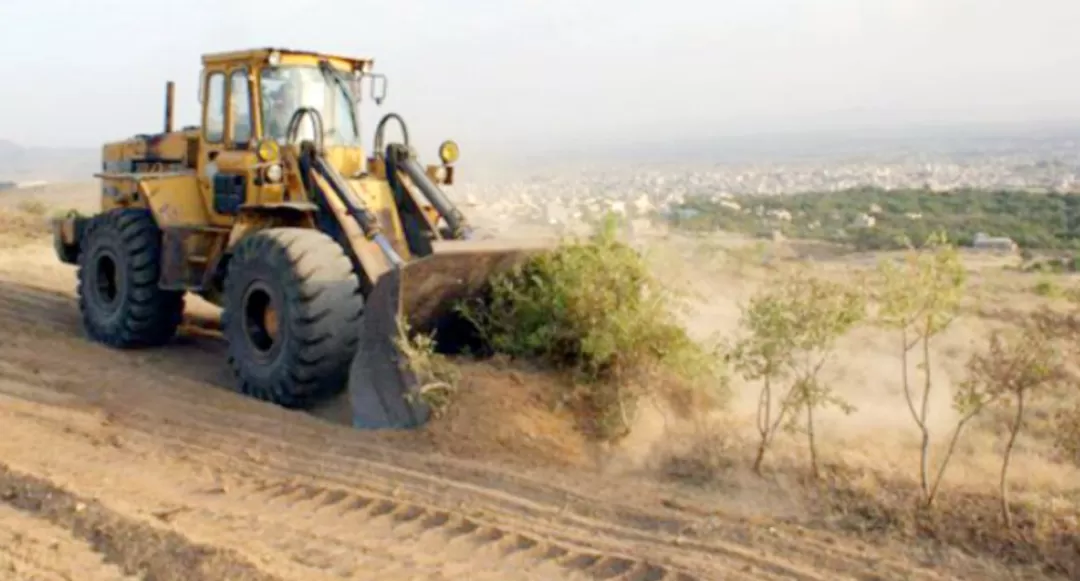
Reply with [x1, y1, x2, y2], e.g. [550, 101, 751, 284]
[0, 217, 993, 581]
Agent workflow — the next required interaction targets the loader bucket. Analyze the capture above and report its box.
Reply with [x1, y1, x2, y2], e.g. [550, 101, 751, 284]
[347, 237, 558, 430]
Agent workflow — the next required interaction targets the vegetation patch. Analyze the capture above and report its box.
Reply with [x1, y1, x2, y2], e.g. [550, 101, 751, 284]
[671, 187, 1080, 251]
[658, 232, 1080, 576]
[726, 266, 865, 476]
[0, 206, 50, 245]
[456, 215, 728, 440]
[395, 315, 462, 419]
[812, 464, 1080, 579]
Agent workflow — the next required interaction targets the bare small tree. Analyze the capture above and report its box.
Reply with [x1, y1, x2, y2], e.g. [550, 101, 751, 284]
[964, 325, 1065, 526]
[873, 232, 966, 506]
[730, 269, 864, 476]
[1020, 308, 1080, 468]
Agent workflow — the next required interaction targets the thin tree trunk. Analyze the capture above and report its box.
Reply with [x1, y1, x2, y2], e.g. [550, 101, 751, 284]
[754, 377, 772, 475]
[757, 376, 771, 438]
[925, 392, 1000, 507]
[1000, 391, 1025, 528]
[806, 402, 819, 478]
[926, 415, 970, 507]
[919, 325, 934, 501]
[899, 327, 932, 499]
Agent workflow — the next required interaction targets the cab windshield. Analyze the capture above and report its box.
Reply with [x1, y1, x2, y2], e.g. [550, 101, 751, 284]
[260, 65, 360, 146]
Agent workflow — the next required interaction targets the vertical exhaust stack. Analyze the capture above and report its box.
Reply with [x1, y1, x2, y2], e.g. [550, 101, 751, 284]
[164, 81, 175, 133]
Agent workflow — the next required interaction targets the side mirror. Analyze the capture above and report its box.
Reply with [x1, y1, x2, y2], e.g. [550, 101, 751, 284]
[368, 74, 388, 106]
[352, 72, 388, 106]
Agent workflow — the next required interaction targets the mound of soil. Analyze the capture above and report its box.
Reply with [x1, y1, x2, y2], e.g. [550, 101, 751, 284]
[420, 359, 592, 469]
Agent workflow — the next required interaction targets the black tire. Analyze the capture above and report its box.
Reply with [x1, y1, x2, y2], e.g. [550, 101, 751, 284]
[222, 228, 364, 407]
[76, 208, 185, 348]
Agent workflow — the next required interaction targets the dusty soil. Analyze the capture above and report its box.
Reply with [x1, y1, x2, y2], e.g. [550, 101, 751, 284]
[0, 194, 1074, 580]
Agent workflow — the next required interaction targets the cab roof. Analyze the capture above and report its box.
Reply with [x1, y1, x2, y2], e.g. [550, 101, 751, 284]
[201, 47, 373, 72]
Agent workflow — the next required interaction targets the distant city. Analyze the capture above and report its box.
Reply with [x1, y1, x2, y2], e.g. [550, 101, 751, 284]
[449, 126, 1080, 232]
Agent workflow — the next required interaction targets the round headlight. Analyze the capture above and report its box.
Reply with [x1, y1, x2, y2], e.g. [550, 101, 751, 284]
[265, 163, 283, 183]
[257, 139, 281, 162]
[438, 140, 459, 165]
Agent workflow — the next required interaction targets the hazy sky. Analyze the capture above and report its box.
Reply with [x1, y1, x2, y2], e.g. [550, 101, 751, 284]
[2, 0, 1079, 162]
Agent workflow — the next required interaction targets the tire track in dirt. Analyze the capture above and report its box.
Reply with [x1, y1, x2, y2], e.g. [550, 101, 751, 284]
[80, 358, 948, 581]
[0, 392, 715, 581]
[228, 478, 692, 581]
[0, 281, 718, 580]
[0, 350, 806, 581]
[192, 479, 685, 581]
[0, 263, 955, 580]
[123, 416, 812, 581]
[0, 279, 79, 336]
[0, 464, 284, 581]
[0, 503, 140, 581]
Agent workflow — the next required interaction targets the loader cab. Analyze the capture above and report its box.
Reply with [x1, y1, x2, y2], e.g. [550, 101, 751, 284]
[195, 48, 372, 225]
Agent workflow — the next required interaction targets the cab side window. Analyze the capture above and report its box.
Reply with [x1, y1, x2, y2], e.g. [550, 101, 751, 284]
[204, 72, 226, 143]
[229, 69, 252, 146]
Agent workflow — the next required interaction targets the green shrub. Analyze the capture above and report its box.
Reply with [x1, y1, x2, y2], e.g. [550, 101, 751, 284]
[395, 315, 462, 419]
[15, 199, 47, 215]
[1033, 278, 1061, 297]
[459, 215, 725, 439]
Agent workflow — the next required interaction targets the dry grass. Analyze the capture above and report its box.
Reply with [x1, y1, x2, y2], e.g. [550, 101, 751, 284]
[0, 206, 51, 248]
[635, 233, 1080, 579]
[811, 464, 1079, 577]
[14, 199, 48, 216]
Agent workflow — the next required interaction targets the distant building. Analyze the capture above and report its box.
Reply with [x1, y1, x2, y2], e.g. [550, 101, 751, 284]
[972, 232, 1018, 253]
[15, 180, 47, 190]
[851, 213, 876, 228]
[766, 208, 792, 221]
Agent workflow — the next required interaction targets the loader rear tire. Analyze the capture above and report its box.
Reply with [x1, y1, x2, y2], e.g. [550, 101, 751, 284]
[222, 228, 364, 408]
[76, 208, 185, 348]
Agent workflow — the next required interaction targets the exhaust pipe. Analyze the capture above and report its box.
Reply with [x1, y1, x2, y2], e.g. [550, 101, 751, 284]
[164, 81, 175, 133]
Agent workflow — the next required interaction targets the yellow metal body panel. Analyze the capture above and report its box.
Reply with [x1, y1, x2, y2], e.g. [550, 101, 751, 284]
[100, 130, 197, 169]
[309, 171, 393, 283]
[323, 146, 365, 179]
[201, 47, 371, 73]
[348, 176, 410, 260]
[51, 210, 90, 265]
[93, 173, 207, 228]
[204, 150, 289, 225]
[99, 129, 200, 212]
[139, 174, 208, 227]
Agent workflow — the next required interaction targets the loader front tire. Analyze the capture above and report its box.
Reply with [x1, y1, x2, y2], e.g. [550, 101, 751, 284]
[222, 228, 364, 408]
[76, 208, 185, 348]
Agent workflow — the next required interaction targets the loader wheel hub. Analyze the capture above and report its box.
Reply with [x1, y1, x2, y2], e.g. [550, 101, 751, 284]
[93, 253, 120, 307]
[242, 285, 280, 354]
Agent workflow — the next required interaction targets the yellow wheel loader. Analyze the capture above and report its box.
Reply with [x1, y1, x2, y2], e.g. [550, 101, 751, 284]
[52, 48, 549, 429]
